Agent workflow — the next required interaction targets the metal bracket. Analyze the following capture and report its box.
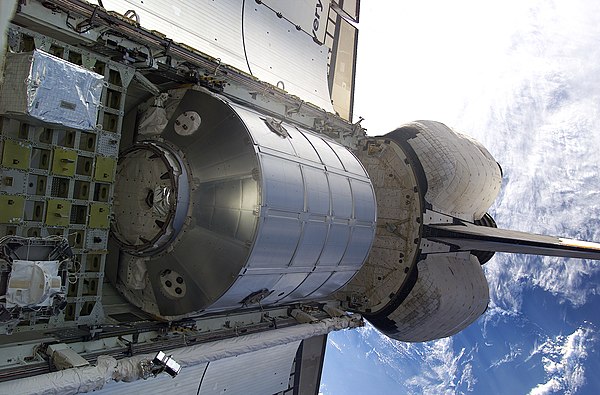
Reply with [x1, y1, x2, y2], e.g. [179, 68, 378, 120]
[33, 36, 50, 51]
[134, 71, 161, 96]
[119, 66, 136, 88]
[263, 117, 289, 138]
[240, 288, 272, 306]
[81, 53, 97, 70]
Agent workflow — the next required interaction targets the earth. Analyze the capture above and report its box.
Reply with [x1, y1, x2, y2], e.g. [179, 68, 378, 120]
[321, 1, 600, 394]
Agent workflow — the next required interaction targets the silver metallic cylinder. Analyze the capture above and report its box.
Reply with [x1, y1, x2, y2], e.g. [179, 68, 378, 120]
[113, 89, 376, 317]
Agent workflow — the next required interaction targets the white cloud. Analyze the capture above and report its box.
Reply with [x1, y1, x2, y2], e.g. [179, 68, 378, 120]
[458, 363, 477, 392]
[528, 325, 596, 395]
[404, 338, 463, 394]
[474, 0, 600, 315]
[325, 1, 600, 392]
[530, 257, 600, 307]
[357, 0, 600, 314]
[488, 343, 523, 369]
[327, 338, 342, 353]
[349, 323, 480, 393]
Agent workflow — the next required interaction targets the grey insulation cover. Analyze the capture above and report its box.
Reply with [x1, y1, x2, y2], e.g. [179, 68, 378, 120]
[0, 50, 103, 130]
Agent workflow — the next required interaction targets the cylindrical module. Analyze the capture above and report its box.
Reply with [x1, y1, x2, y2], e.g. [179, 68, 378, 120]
[112, 89, 376, 318]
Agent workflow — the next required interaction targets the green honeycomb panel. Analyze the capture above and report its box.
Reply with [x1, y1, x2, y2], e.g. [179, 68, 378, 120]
[88, 202, 110, 229]
[0, 195, 25, 223]
[93, 156, 116, 183]
[45, 199, 72, 227]
[1, 140, 31, 170]
[51, 147, 77, 176]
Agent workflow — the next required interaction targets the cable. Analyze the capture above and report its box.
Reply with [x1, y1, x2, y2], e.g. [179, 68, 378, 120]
[196, 362, 210, 395]
[241, 0, 254, 76]
[67, 259, 81, 285]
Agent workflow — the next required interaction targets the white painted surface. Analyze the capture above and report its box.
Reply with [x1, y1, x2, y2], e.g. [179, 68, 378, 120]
[0, 316, 362, 395]
[406, 121, 502, 221]
[97, 341, 299, 395]
[384, 253, 489, 342]
[101, 0, 246, 70]
[99, 362, 209, 394]
[101, 0, 334, 111]
[198, 341, 299, 394]
[243, 1, 333, 111]
[338, 139, 422, 313]
[262, 0, 331, 44]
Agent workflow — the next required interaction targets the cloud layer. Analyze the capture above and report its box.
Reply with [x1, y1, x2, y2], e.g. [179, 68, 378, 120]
[324, 0, 600, 393]
[528, 324, 597, 395]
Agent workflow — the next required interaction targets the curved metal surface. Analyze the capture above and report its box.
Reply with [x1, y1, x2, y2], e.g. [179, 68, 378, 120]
[367, 253, 489, 342]
[115, 89, 376, 317]
[393, 121, 503, 221]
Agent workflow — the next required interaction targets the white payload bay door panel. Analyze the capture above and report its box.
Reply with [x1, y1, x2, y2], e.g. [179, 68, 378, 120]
[100, 0, 245, 69]
[197, 341, 300, 394]
[100, 0, 334, 112]
[242, 1, 333, 112]
[94, 341, 301, 394]
[261, 0, 331, 44]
